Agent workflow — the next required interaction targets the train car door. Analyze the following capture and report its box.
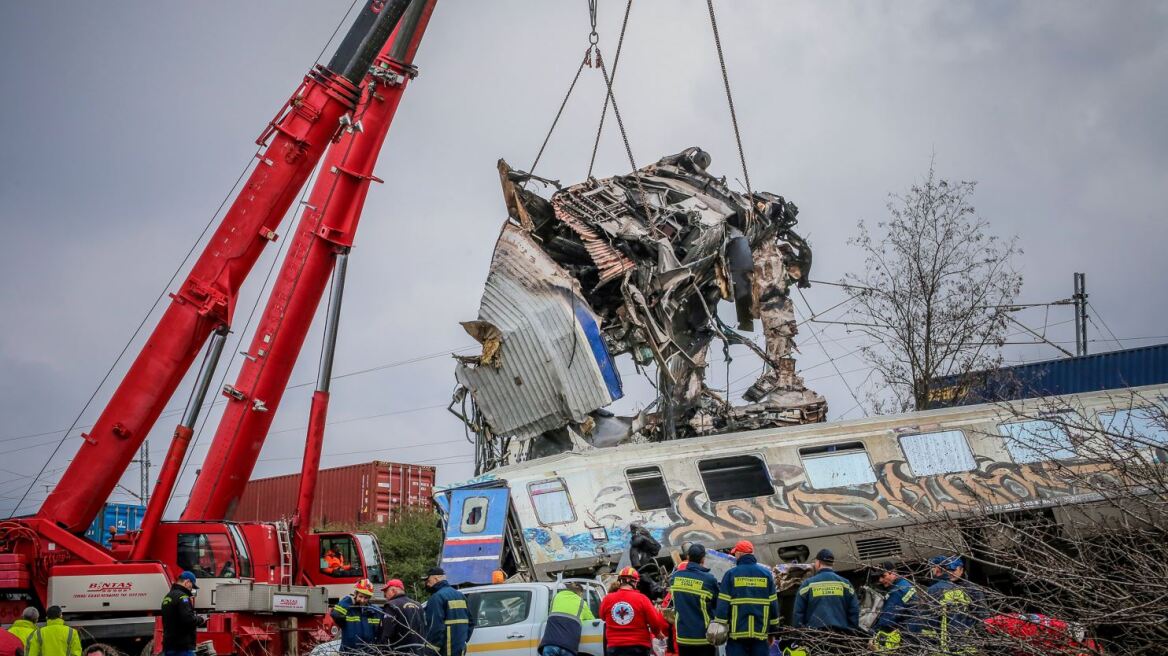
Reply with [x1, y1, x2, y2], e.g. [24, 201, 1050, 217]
[441, 487, 510, 585]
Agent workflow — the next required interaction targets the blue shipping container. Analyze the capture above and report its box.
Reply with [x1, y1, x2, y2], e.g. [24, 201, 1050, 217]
[85, 502, 146, 548]
[929, 343, 1168, 408]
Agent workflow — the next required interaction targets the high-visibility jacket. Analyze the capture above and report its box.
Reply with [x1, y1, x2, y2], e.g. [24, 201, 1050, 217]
[324, 550, 345, 571]
[875, 578, 918, 632]
[539, 589, 595, 656]
[712, 554, 781, 640]
[873, 577, 919, 650]
[425, 581, 475, 656]
[792, 568, 860, 631]
[26, 619, 81, 656]
[919, 579, 983, 654]
[7, 620, 35, 648]
[330, 594, 385, 653]
[669, 563, 719, 646]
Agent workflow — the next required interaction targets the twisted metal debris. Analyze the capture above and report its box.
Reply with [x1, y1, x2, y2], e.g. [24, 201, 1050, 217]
[453, 148, 826, 471]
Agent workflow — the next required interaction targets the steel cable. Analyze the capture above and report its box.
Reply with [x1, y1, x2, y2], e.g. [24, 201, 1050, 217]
[587, 0, 634, 178]
[705, 0, 754, 211]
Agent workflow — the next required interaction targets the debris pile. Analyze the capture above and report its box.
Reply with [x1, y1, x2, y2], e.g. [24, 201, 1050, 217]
[452, 148, 826, 469]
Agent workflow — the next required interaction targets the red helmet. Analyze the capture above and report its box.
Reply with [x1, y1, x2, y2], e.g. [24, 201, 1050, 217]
[354, 579, 375, 597]
[618, 566, 640, 582]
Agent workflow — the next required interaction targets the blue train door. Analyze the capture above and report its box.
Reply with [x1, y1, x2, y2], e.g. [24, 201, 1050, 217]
[440, 487, 511, 585]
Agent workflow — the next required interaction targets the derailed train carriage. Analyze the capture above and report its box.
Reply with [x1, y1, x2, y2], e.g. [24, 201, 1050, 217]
[433, 383, 1168, 591]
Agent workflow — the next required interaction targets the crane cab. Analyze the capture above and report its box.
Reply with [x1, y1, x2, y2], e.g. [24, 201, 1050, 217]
[298, 530, 386, 600]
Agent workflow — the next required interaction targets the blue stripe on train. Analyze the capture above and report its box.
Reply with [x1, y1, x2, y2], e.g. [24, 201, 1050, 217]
[572, 302, 623, 401]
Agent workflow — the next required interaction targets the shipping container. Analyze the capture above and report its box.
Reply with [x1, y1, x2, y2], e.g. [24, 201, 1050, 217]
[85, 502, 146, 548]
[229, 461, 436, 529]
[929, 343, 1168, 408]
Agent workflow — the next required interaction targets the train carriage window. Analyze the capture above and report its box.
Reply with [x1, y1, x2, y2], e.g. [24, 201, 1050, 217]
[626, 466, 671, 511]
[698, 454, 773, 502]
[528, 479, 576, 525]
[998, 419, 1077, 463]
[799, 442, 878, 488]
[899, 430, 976, 476]
[1097, 406, 1168, 450]
[460, 496, 489, 534]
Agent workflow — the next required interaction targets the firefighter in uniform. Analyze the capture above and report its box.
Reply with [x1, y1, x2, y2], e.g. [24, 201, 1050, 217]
[871, 561, 919, 651]
[668, 544, 719, 656]
[919, 555, 983, 655]
[712, 541, 781, 656]
[424, 567, 475, 656]
[792, 549, 860, 654]
[330, 579, 384, 653]
[381, 578, 429, 656]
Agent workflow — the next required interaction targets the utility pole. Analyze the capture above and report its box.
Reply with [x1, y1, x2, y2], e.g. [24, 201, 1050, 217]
[135, 442, 151, 508]
[1073, 272, 1088, 357]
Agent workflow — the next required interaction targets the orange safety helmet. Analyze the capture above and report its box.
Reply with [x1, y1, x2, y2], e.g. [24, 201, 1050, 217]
[618, 566, 640, 582]
[354, 579, 375, 597]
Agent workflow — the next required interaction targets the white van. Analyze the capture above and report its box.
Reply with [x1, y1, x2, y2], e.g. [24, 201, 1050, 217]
[310, 580, 607, 656]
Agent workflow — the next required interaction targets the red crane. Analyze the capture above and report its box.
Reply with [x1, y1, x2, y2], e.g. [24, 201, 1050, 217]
[0, 1, 436, 652]
[182, 0, 436, 528]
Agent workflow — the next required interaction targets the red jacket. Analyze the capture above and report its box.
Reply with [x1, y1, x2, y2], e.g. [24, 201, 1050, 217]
[984, 614, 1101, 655]
[0, 627, 23, 656]
[600, 587, 669, 648]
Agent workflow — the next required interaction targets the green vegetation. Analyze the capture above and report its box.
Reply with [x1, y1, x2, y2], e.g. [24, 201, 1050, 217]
[365, 509, 444, 600]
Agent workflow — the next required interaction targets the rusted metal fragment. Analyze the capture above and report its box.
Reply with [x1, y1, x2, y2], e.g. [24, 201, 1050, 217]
[552, 196, 636, 287]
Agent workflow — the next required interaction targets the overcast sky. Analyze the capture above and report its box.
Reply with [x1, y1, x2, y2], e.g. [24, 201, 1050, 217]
[1, 1, 1165, 519]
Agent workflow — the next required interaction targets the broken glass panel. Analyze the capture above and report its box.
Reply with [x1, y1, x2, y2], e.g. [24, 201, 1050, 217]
[998, 419, 1077, 463]
[899, 430, 976, 476]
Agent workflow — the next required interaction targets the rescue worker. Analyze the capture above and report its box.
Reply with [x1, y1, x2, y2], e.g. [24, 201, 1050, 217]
[712, 541, 781, 656]
[8, 608, 38, 650]
[629, 523, 664, 600]
[919, 555, 986, 654]
[323, 548, 346, 575]
[159, 572, 206, 656]
[380, 578, 429, 656]
[330, 579, 384, 653]
[26, 606, 80, 656]
[871, 561, 919, 651]
[599, 567, 669, 656]
[539, 581, 596, 656]
[0, 626, 23, 656]
[423, 567, 474, 656]
[669, 543, 719, 656]
[791, 549, 860, 654]
[661, 543, 692, 656]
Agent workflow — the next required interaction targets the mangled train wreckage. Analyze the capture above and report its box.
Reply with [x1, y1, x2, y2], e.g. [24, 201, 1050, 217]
[451, 148, 826, 471]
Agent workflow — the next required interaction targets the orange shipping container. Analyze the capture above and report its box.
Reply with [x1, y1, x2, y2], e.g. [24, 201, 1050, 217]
[229, 461, 436, 529]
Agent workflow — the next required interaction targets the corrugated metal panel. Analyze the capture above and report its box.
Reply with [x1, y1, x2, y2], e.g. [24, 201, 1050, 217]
[930, 343, 1168, 408]
[229, 461, 436, 529]
[86, 503, 146, 547]
[455, 226, 622, 440]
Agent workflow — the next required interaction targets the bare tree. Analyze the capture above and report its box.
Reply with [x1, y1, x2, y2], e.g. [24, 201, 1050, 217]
[844, 163, 1023, 411]
[834, 392, 1168, 656]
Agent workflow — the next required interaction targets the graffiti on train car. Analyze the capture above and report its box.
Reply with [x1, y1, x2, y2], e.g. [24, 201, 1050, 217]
[514, 456, 1117, 563]
[666, 456, 1116, 543]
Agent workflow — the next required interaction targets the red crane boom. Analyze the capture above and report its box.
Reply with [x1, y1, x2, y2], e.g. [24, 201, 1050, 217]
[182, 0, 436, 522]
[33, 0, 411, 535]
